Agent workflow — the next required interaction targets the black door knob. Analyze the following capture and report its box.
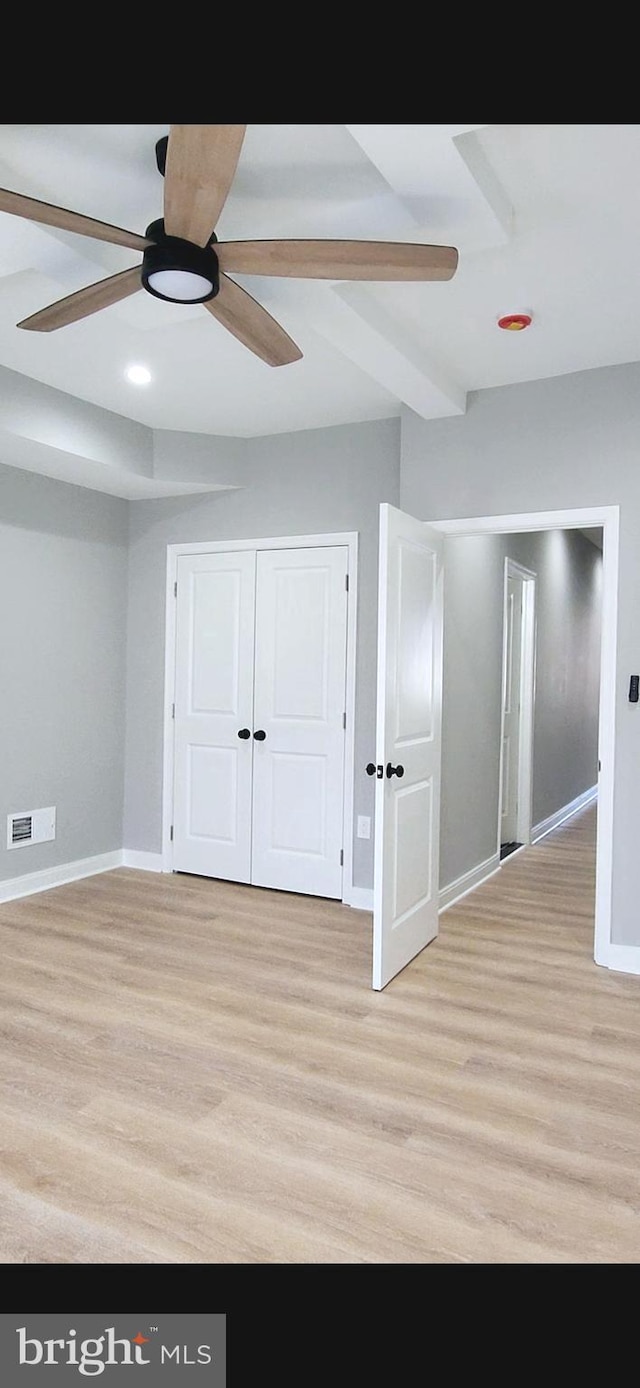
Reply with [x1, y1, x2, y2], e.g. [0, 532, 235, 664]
[237, 728, 251, 739]
[386, 762, 405, 778]
[253, 729, 267, 741]
[366, 763, 384, 778]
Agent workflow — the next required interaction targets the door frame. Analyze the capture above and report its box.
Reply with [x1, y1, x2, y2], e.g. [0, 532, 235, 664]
[432, 504, 617, 970]
[162, 531, 359, 903]
[498, 558, 537, 856]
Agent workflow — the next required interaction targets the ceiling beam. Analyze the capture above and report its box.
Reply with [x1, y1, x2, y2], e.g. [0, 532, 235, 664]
[279, 280, 466, 420]
[345, 124, 513, 252]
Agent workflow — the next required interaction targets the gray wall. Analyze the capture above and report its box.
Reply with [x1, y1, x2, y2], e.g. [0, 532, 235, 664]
[440, 528, 602, 889]
[0, 461, 128, 881]
[526, 529, 602, 825]
[124, 417, 401, 887]
[2, 355, 636, 948]
[401, 360, 640, 945]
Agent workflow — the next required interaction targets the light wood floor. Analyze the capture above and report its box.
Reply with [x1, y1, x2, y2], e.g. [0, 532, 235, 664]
[1, 803, 640, 1264]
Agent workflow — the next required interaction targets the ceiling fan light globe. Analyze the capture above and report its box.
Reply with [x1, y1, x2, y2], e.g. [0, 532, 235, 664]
[141, 236, 220, 305]
[147, 268, 215, 303]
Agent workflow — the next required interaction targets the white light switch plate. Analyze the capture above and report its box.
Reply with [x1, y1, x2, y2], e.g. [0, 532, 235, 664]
[357, 815, 371, 839]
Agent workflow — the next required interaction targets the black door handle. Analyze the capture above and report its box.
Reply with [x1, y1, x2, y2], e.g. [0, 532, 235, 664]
[237, 728, 251, 739]
[253, 729, 267, 741]
[386, 762, 404, 778]
[366, 762, 384, 779]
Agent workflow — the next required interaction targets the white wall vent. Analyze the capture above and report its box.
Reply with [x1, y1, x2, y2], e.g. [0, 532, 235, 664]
[10, 814, 32, 845]
[6, 806, 56, 849]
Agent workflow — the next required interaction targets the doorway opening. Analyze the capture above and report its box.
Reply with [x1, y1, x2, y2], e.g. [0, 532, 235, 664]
[433, 504, 617, 972]
[498, 559, 536, 863]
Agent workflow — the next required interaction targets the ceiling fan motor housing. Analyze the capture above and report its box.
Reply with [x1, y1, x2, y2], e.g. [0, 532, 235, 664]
[155, 136, 169, 177]
[142, 219, 220, 304]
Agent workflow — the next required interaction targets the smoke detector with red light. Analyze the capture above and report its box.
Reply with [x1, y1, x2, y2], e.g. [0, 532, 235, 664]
[497, 312, 532, 331]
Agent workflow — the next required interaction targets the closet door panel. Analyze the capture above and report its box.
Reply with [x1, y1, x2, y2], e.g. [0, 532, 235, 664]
[173, 550, 256, 881]
[251, 547, 348, 897]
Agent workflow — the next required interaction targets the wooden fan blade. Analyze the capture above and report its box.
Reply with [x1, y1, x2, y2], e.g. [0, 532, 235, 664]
[0, 187, 149, 251]
[203, 274, 302, 367]
[217, 238, 458, 281]
[164, 125, 247, 247]
[17, 266, 142, 332]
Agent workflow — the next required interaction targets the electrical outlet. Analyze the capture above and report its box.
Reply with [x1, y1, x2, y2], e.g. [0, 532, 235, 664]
[357, 815, 371, 839]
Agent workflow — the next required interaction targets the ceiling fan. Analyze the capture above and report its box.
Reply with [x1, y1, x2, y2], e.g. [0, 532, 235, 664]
[0, 125, 459, 367]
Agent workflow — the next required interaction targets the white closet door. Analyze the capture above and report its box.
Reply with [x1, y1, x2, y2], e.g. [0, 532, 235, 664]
[251, 546, 348, 897]
[173, 550, 256, 881]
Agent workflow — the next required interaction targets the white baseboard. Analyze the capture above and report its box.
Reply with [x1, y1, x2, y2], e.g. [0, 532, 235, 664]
[439, 852, 501, 913]
[531, 784, 598, 844]
[344, 885, 374, 912]
[600, 944, 640, 976]
[0, 850, 123, 905]
[121, 849, 164, 872]
[0, 854, 373, 909]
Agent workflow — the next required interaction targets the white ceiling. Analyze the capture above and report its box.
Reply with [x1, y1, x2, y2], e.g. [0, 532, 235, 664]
[1, 123, 640, 458]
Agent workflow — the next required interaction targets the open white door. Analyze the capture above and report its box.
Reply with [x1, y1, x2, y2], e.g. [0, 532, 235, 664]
[372, 504, 444, 990]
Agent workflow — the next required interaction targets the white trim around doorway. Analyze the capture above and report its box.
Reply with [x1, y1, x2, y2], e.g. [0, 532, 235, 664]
[432, 505, 618, 975]
[161, 531, 359, 907]
[498, 558, 537, 855]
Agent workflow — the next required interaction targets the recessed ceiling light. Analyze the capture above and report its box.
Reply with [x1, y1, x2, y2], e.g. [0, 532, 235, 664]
[497, 313, 532, 331]
[126, 364, 152, 385]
